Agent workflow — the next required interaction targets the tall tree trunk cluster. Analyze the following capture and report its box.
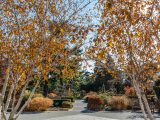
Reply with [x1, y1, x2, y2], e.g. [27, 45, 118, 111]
[0, 68, 40, 120]
[132, 73, 154, 120]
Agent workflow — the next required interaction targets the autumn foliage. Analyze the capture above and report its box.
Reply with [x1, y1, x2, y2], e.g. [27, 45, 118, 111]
[92, 0, 160, 119]
[0, 0, 93, 119]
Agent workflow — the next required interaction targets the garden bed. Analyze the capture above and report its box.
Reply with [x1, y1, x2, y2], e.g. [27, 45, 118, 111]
[53, 99, 71, 107]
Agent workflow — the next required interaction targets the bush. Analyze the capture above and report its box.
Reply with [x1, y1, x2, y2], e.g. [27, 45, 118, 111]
[23, 90, 43, 101]
[98, 93, 112, 105]
[155, 99, 160, 112]
[48, 93, 57, 99]
[108, 95, 130, 110]
[62, 101, 73, 108]
[61, 96, 74, 102]
[87, 96, 104, 111]
[124, 86, 136, 96]
[83, 91, 97, 102]
[73, 92, 81, 99]
[153, 86, 160, 99]
[86, 91, 97, 96]
[27, 97, 53, 111]
[53, 99, 71, 107]
[33, 93, 44, 98]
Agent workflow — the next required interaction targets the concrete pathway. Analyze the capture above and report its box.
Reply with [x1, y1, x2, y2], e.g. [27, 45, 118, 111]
[18, 100, 160, 120]
[45, 114, 118, 120]
[72, 100, 87, 111]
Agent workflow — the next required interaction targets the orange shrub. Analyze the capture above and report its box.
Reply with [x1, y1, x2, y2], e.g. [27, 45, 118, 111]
[86, 91, 97, 96]
[124, 86, 136, 96]
[108, 95, 130, 110]
[27, 97, 53, 111]
[83, 91, 97, 102]
[87, 96, 104, 111]
[48, 93, 57, 99]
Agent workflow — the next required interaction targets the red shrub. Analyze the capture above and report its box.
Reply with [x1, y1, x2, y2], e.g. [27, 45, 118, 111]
[87, 96, 104, 111]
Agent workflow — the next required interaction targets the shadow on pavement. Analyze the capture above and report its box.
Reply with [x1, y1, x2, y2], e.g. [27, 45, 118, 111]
[81, 109, 97, 113]
[21, 111, 45, 114]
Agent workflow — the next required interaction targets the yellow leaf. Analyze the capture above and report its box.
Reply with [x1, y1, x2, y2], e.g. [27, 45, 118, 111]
[97, 52, 104, 59]
[70, 39, 76, 44]
[60, 28, 64, 33]
[24, 33, 29, 38]
[109, 42, 113, 47]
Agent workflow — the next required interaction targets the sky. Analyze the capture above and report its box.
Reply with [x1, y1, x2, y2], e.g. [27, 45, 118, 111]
[80, 0, 100, 73]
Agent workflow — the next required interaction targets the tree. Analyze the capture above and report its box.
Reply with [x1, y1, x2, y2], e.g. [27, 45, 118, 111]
[93, 57, 115, 91]
[46, 46, 83, 96]
[92, 0, 159, 119]
[0, 0, 93, 120]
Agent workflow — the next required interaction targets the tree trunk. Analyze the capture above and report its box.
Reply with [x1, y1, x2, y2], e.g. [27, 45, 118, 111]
[142, 93, 154, 120]
[2, 68, 10, 102]
[0, 94, 7, 120]
[12, 79, 30, 114]
[133, 81, 148, 120]
[43, 81, 48, 97]
[0, 94, 2, 119]
[4, 83, 14, 112]
[8, 79, 40, 120]
[14, 80, 40, 120]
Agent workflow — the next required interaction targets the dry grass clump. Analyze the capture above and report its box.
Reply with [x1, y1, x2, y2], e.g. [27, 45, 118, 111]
[108, 95, 130, 110]
[87, 96, 104, 111]
[27, 97, 53, 111]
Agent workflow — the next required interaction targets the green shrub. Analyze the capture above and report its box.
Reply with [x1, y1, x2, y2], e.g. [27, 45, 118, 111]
[53, 99, 71, 107]
[62, 101, 73, 108]
[23, 90, 43, 101]
[27, 97, 53, 111]
[98, 93, 112, 105]
[87, 96, 104, 111]
[61, 96, 74, 102]
[73, 92, 81, 99]
[108, 95, 130, 110]
[153, 86, 160, 99]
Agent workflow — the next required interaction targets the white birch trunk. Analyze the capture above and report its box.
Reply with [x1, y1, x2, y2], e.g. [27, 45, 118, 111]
[142, 93, 154, 120]
[11, 79, 30, 115]
[0, 94, 7, 120]
[0, 94, 2, 120]
[8, 80, 40, 120]
[1, 68, 10, 102]
[132, 79, 148, 120]
[4, 83, 14, 112]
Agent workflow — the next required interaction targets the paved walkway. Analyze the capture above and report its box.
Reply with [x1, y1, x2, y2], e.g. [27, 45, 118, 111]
[72, 100, 87, 111]
[46, 114, 118, 120]
[18, 100, 160, 120]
